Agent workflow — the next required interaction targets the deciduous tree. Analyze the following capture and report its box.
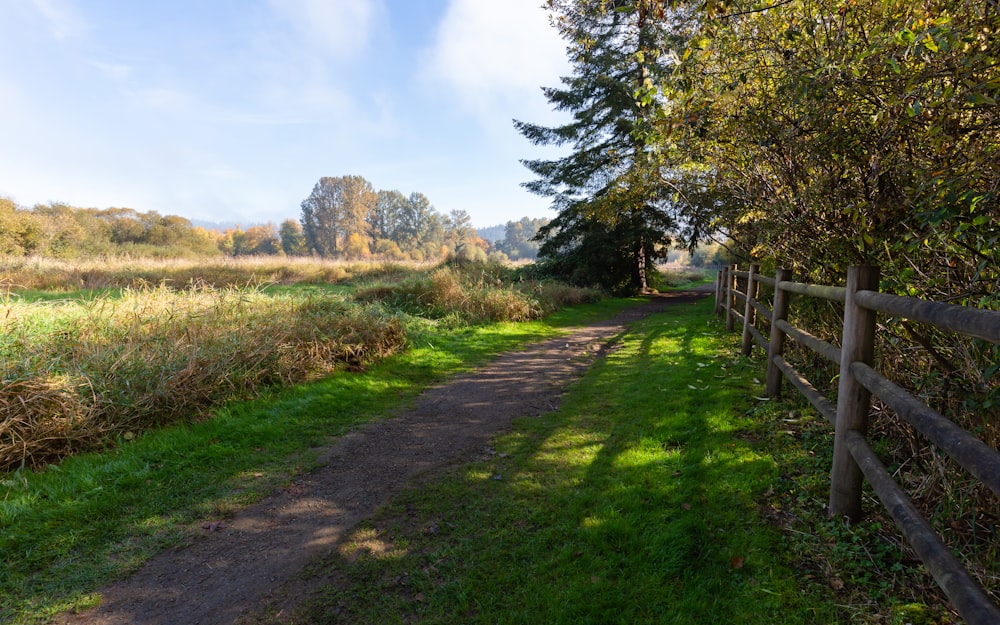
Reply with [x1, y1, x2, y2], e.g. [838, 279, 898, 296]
[300, 175, 377, 258]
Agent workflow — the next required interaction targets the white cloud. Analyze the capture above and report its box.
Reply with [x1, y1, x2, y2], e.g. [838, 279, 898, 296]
[424, 0, 569, 122]
[267, 0, 383, 58]
[29, 0, 88, 39]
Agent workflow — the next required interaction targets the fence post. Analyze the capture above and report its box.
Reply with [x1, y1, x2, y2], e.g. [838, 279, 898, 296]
[829, 265, 880, 521]
[725, 265, 737, 332]
[715, 269, 723, 317]
[741, 264, 759, 355]
[765, 268, 792, 397]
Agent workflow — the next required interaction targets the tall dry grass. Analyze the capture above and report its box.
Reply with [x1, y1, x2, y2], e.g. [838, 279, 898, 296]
[353, 264, 603, 324]
[0, 286, 405, 471]
[0, 257, 602, 471]
[0, 254, 425, 291]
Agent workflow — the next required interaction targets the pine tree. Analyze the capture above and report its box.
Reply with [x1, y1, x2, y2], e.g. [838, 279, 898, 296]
[516, 0, 675, 293]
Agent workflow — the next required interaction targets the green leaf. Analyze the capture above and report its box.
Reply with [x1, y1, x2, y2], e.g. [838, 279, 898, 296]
[905, 100, 923, 117]
[967, 92, 998, 106]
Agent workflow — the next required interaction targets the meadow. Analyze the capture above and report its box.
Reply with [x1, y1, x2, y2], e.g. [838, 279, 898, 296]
[0, 257, 950, 624]
[0, 255, 600, 472]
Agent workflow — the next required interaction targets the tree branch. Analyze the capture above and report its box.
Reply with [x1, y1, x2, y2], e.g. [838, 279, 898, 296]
[713, 0, 797, 20]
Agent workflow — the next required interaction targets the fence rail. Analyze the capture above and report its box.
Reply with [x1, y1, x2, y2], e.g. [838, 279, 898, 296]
[716, 264, 1000, 625]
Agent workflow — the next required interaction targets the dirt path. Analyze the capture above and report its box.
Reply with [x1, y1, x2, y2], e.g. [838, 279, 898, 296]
[57, 290, 709, 625]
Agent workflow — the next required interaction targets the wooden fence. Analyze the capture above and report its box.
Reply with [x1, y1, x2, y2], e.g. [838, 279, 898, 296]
[715, 264, 1000, 625]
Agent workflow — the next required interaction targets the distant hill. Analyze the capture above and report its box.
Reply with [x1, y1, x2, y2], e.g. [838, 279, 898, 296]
[476, 224, 505, 243]
[191, 219, 242, 232]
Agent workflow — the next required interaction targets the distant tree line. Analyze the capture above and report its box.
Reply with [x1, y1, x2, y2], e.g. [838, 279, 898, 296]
[0, 186, 550, 263]
[296, 175, 487, 262]
[485, 217, 550, 262]
[0, 198, 219, 258]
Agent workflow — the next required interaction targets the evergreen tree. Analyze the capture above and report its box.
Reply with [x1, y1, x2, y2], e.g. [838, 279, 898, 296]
[515, 0, 676, 293]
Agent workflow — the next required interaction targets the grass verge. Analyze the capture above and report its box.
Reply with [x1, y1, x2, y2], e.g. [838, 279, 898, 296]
[248, 297, 842, 624]
[0, 297, 639, 625]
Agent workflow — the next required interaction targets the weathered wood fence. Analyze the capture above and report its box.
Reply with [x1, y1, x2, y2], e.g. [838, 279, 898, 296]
[715, 264, 1000, 625]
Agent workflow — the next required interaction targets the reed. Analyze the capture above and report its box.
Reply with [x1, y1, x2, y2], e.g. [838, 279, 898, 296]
[354, 264, 603, 324]
[0, 254, 429, 291]
[0, 285, 405, 471]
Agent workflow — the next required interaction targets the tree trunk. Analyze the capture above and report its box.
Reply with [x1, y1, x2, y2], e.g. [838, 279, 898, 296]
[637, 237, 648, 291]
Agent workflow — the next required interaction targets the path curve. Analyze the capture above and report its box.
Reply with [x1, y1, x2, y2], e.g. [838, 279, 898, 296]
[57, 290, 709, 625]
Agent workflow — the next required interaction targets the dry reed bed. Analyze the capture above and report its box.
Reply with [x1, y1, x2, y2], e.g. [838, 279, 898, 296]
[0, 257, 603, 472]
[0, 286, 405, 471]
[0, 255, 424, 291]
[354, 266, 603, 324]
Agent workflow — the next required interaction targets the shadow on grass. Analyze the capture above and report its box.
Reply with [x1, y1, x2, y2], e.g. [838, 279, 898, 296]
[263, 299, 838, 625]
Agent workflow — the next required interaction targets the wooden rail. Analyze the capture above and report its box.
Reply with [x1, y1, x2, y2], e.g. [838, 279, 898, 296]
[715, 264, 1000, 625]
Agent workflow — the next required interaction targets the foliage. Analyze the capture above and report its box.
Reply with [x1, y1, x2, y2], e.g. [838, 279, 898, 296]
[603, 0, 1000, 582]
[218, 223, 283, 256]
[0, 199, 220, 259]
[353, 261, 602, 324]
[296, 179, 486, 262]
[490, 216, 550, 261]
[300, 175, 378, 258]
[1, 184, 493, 265]
[656, 0, 999, 298]
[279, 219, 308, 256]
[476, 223, 506, 243]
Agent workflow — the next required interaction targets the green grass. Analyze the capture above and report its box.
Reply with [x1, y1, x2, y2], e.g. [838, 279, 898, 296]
[11, 293, 934, 624]
[252, 298, 842, 624]
[0, 297, 638, 624]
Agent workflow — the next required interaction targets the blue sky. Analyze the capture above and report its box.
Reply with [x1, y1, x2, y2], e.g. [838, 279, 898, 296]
[0, 0, 571, 228]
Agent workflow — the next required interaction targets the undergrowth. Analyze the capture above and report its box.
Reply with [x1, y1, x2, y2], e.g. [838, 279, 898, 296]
[0, 255, 422, 291]
[0, 259, 602, 471]
[353, 263, 603, 324]
[755, 396, 968, 624]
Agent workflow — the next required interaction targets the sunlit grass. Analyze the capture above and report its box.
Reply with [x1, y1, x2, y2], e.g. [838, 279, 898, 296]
[265, 298, 842, 624]
[0, 285, 406, 470]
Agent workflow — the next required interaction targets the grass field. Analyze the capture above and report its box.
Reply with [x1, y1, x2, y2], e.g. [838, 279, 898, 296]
[0, 262, 956, 623]
[0, 259, 600, 472]
[0, 287, 633, 624]
[248, 298, 957, 625]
